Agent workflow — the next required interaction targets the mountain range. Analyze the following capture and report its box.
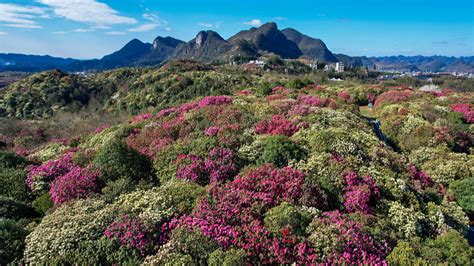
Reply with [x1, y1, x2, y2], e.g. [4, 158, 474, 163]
[1, 22, 473, 73]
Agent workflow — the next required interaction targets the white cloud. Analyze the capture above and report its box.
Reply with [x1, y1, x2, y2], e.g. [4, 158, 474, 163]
[199, 23, 214, 28]
[0, 3, 47, 28]
[0, 31, 8, 35]
[198, 21, 221, 29]
[37, 0, 137, 26]
[105, 31, 126, 35]
[74, 28, 93, 32]
[143, 12, 162, 24]
[52, 31, 66, 34]
[127, 23, 159, 32]
[3, 23, 43, 29]
[164, 27, 172, 32]
[244, 19, 262, 27]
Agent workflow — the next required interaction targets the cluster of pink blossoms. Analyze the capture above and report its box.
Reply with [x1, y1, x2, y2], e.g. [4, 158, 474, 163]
[254, 115, 299, 136]
[319, 211, 389, 265]
[337, 91, 351, 102]
[163, 164, 319, 264]
[26, 152, 75, 192]
[407, 164, 434, 188]
[49, 166, 98, 206]
[450, 103, 474, 123]
[343, 172, 380, 214]
[105, 215, 152, 255]
[175, 147, 237, 184]
[197, 95, 233, 108]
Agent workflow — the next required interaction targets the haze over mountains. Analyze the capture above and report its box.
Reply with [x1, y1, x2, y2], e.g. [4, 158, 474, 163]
[1, 22, 473, 73]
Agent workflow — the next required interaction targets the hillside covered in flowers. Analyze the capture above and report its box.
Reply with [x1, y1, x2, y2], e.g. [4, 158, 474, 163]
[0, 62, 473, 265]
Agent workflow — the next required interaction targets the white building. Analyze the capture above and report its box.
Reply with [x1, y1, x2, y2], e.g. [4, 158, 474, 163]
[335, 62, 345, 72]
[247, 60, 265, 68]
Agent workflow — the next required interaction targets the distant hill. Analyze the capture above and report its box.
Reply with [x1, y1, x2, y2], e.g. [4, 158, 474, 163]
[333, 54, 474, 73]
[0, 54, 76, 72]
[228, 22, 302, 59]
[171, 30, 233, 62]
[281, 28, 337, 62]
[1, 22, 473, 73]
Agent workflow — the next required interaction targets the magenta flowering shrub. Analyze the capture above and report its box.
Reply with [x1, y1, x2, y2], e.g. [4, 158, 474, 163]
[175, 154, 207, 184]
[204, 126, 220, 136]
[204, 148, 237, 183]
[407, 164, 434, 188]
[343, 172, 380, 214]
[270, 226, 318, 264]
[26, 151, 75, 192]
[105, 215, 152, 255]
[296, 95, 323, 107]
[197, 95, 233, 108]
[254, 115, 298, 136]
[175, 148, 237, 184]
[450, 103, 473, 123]
[337, 91, 351, 102]
[312, 211, 389, 265]
[160, 165, 317, 263]
[131, 113, 154, 124]
[156, 107, 177, 118]
[374, 90, 412, 108]
[49, 166, 99, 206]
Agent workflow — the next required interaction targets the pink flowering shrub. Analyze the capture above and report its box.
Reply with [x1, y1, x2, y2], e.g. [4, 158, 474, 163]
[26, 152, 75, 192]
[160, 165, 313, 263]
[309, 210, 389, 265]
[131, 113, 154, 124]
[337, 91, 351, 102]
[156, 107, 177, 118]
[254, 115, 298, 136]
[450, 103, 473, 123]
[204, 126, 220, 136]
[105, 215, 152, 255]
[407, 164, 433, 188]
[343, 172, 380, 214]
[175, 154, 207, 184]
[94, 124, 110, 134]
[49, 166, 99, 206]
[374, 90, 412, 108]
[204, 148, 237, 182]
[197, 96, 233, 108]
[235, 89, 253, 96]
[175, 148, 237, 184]
[296, 95, 322, 107]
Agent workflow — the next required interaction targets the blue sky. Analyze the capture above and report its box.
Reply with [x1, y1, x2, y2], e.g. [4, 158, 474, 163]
[0, 0, 472, 59]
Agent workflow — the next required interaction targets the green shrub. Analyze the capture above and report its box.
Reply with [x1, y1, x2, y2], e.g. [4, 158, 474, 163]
[255, 82, 272, 96]
[387, 239, 426, 265]
[0, 218, 28, 265]
[0, 168, 29, 201]
[420, 230, 473, 265]
[259, 135, 306, 167]
[170, 227, 218, 265]
[0, 151, 30, 169]
[32, 192, 54, 215]
[101, 177, 136, 203]
[209, 248, 247, 265]
[264, 202, 312, 236]
[52, 238, 142, 265]
[159, 180, 207, 215]
[0, 196, 37, 220]
[153, 142, 187, 184]
[449, 178, 474, 214]
[94, 139, 154, 183]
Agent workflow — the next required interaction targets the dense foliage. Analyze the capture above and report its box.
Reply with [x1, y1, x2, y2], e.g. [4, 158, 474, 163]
[0, 63, 472, 264]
